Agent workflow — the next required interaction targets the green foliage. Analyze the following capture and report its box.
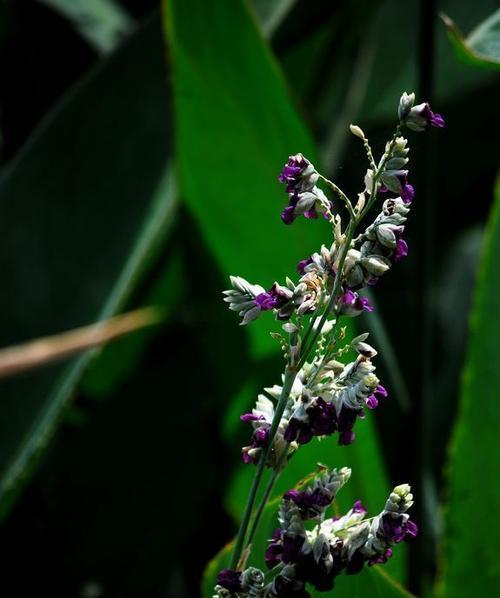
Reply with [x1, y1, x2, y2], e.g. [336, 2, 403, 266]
[39, 0, 133, 54]
[438, 174, 500, 596]
[164, 0, 326, 357]
[1, 0, 499, 594]
[441, 9, 500, 71]
[0, 15, 175, 517]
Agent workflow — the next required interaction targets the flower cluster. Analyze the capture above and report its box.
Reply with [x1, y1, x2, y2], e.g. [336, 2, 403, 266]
[278, 153, 330, 224]
[216, 92, 443, 598]
[241, 337, 387, 467]
[214, 469, 417, 597]
[398, 91, 445, 131]
[223, 144, 415, 327]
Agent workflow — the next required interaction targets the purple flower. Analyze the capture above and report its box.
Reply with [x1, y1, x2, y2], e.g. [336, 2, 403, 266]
[304, 209, 318, 220]
[241, 424, 269, 464]
[254, 283, 289, 311]
[307, 398, 338, 436]
[380, 170, 414, 204]
[295, 545, 344, 592]
[405, 519, 419, 539]
[285, 399, 337, 445]
[338, 289, 374, 317]
[394, 238, 409, 262]
[337, 407, 361, 446]
[284, 486, 332, 519]
[407, 103, 445, 131]
[369, 548, 393, 566]
[265, 528, 283, 568]
[380, 513, 418, 543]
[265, 528, 305, 568]
[401, 182, 415, 204]
[395, 172, 414, 204]
[366, 384, 388, 410]
[279, 154, 322, 225]
[352, 500, 368, 515]
[216, 569, 242, 593]
[281, 205, 297, 225]
[240, 413, 264, 422]
[297, 256, 313, 275]
[282, 533, 306, 564]
[421, 103, 445, 128]
[284, 417, 314, 445]
[279, 154, 317, 194]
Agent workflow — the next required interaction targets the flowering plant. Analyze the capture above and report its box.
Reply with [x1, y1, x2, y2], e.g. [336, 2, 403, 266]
[216, 92, 444, 597]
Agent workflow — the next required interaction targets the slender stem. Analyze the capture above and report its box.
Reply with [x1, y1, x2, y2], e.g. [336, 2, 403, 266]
[297, 220, 356, 369]
[230, 367, 297, 569]
[230, 458, 267, 569]
[298, 125, 401, 370]
[298, 315, 317, 366]
[230, 122, 402, 572]
[359, 126, 401, 222]
[246, 464, 281, 547]
[363, 138, 377, 171]
[319, 175, 356, 220]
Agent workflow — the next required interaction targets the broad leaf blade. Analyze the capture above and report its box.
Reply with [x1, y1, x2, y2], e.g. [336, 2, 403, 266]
[439, 174, 500, 596]
[441, 10, 500, 71]
[164, 0, 327, 357]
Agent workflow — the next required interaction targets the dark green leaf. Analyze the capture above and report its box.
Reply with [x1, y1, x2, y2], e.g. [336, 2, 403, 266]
[39, 0, 134, 54]
[250, 0, 298, 38]
[439, 174, 500, 596]
[0, 13, 175, 517]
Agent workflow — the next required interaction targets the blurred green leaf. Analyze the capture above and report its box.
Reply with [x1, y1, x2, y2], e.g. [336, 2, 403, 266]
[164, 0, 329, 357]
[352, 0, 496, 123]
[0, 306, 162, 379]
[39, 0, 134, 54]
[250, 0, 298, 38]
[441, 10, 500, 71]
[439, 174, 500, 596]
[0, 14, 174, 517]
[81, 248, 184, 397]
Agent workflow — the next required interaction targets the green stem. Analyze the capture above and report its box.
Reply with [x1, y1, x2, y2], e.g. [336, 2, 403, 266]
[297, 219, 356, 369]
[319, 175, 356, 220]
[230, 123, 403, 572]
[230, 367, 297, 569]
[298, 125, 402, 369]
[246, 463, 281, 547]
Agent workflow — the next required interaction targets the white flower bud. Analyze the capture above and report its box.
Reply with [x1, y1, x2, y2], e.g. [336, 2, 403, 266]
[349, 124, 366, 140]
[398, 91, 415, 121]
[354, 341, 377, 358]
[376, 224, 397, 248]
[360, 255, 391, 276]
